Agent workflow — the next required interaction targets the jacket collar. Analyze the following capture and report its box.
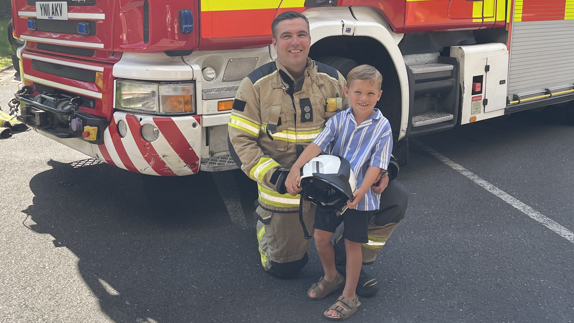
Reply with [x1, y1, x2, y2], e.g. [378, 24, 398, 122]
[275, 57, 316, 82]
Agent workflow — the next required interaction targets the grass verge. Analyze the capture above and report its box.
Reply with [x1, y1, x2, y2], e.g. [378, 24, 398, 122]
[0, 18, 14, 69]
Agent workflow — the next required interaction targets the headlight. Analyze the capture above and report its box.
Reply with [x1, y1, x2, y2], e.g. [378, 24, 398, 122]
[160, 84, 194, 113]
[116, 80, 195, 114]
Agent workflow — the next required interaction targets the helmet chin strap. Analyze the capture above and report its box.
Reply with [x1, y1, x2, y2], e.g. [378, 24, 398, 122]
[299, 185, 312, 240]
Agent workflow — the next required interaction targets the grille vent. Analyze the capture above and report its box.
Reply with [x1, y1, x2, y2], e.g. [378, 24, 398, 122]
[222, 58, 258, 82]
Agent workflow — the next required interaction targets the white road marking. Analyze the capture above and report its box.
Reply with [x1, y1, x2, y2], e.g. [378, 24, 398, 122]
[413, 140, 574, 244]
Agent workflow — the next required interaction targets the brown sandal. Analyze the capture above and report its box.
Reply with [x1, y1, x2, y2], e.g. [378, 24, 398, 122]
[307, 272, 345, 300]
[323, 295, 361, 321]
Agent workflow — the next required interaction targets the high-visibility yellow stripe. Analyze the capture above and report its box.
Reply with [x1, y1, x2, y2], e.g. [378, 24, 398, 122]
[229, 115, 260, 137]
[259, 184, 301, 200]
[257, 226, 268, 267]
[472, 1, 483, 23]
[507, 0, 512, 23]
[361, 236, 389, 250]
[229, 123, 258, 137]
[249, 157, 279, 183]
[202, 0, 280, 12]
[261, 124, 323, 142]
[514, 0, 523, 22]
[566, 0, 574, 20]
[280, 0, 306, 7]
[253, 158, 280, 184]
[202, 0, 306, 12]
[231, 114, 259, 129]
[265, 131, 320, 142]
[258, 226, 266, 242]
[361, 279, 377, 288]
[261, 124, 324, 136]
[496, 0, 506, 22]
[483, 0, 496, 22]
[259, 184, 301, 208]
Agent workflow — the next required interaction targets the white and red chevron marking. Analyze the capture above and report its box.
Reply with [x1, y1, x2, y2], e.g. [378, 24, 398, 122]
[94, 112, 202, 176]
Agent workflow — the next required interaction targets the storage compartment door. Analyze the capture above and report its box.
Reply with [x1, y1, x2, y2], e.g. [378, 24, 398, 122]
[484, 54, 508, 113]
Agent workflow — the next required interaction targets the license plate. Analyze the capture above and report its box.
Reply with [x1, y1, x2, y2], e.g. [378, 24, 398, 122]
[36, 1, 68, 20]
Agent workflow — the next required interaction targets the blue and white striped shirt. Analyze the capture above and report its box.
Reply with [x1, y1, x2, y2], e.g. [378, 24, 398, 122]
[313, 107, 393, 211]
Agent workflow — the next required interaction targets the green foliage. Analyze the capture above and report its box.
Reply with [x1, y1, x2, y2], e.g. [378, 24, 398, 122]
[0, 18, 12, 58]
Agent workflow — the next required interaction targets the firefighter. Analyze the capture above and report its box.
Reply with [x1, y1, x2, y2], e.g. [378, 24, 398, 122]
[228, 11, 408, 298]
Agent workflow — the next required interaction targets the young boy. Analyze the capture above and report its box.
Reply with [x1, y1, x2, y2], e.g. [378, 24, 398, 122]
[285, 64, 393, 321]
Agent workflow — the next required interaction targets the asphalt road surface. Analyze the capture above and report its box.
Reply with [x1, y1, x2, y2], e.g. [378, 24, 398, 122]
[1, 67, 573, 322]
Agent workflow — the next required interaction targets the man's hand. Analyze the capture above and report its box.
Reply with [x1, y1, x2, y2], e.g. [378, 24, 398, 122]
[285, 168, 303, 196]
[372, 174, 389, 194]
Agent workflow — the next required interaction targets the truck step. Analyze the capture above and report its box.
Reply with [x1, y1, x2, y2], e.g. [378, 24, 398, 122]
[200, 154, 239, 172]
[414, 79, 456, 95]
[412, 112, 454, 127]
[409, 63, 454, 81]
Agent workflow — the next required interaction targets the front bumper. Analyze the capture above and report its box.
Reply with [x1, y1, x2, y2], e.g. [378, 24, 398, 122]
[95, 111, 202, 176]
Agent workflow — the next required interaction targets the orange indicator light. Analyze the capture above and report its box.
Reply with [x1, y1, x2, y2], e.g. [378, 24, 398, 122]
[218, 100, 233, 111]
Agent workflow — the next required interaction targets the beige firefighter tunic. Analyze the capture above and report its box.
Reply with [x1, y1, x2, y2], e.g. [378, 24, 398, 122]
[228, 58, 347, 268]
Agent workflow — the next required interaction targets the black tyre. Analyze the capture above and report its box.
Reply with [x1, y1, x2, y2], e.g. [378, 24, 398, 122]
[315, 56, 358, 79]
[562, 101, 574, 124]
[11, 55, 20, 73]
[547, 100, 574, 124]
[393, 138, 409, 167]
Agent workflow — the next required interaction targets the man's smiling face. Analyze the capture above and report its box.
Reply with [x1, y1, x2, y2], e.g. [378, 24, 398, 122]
[272, 17, 311, 77]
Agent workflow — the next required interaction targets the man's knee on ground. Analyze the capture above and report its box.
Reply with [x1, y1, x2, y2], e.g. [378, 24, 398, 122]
[376, 181, 408, 226]
[266, 253, 309, 279]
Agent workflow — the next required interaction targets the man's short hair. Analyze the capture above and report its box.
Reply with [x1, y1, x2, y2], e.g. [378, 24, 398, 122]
[346, 65, 383, 88]
[271, 11, 310, 39]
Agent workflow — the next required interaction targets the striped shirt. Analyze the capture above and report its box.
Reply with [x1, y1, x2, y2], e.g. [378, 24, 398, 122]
[313, 107, 393, 211]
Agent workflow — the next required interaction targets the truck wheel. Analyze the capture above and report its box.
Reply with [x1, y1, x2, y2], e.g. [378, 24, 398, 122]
[315, 56, 358, 78]
[393, 138, 409, 166]
[11, 55, 20, 74]
[563, 101, 574, 124]
[547, 100, 574, 124]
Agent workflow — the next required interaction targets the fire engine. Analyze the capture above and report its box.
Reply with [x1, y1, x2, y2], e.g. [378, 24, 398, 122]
[10, 0, 574, 175]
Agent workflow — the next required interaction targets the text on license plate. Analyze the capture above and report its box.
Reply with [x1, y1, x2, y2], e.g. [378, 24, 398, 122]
[36, 2, 68, 20]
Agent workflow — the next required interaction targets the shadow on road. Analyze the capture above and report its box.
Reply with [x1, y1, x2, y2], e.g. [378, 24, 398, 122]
[21, 160, 271, 322]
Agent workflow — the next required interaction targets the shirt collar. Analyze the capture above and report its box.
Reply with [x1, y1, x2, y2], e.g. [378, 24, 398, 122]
[344, 107, 383, 121]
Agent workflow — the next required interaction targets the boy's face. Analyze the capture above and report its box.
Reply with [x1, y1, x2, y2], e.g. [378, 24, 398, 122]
[344, 79, 382, 115]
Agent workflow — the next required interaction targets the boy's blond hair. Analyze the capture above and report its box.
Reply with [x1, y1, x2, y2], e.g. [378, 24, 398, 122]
[346, 65, 383, 88]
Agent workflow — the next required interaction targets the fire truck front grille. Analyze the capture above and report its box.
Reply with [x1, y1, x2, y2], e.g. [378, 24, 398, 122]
[200, 155, 238, 172]
[37, 43, 95, 57]
[32, 60, 96, 83]
[202, 86, 239, 100]
[222, 58, 258, 82]
[208, 125, 229, 155]
[35, 20, 97, 35]
[203, 125, 239, 171]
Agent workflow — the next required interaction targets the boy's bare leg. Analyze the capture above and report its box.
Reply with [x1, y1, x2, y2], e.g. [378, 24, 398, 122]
[308, 229, 336, 298]
[326, 239, 361, 318]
